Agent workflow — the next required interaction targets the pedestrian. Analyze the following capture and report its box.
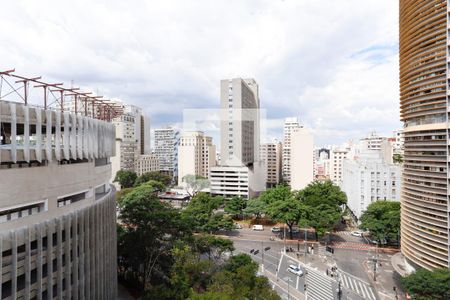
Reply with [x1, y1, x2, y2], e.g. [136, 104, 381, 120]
[326, 269, 329, 276]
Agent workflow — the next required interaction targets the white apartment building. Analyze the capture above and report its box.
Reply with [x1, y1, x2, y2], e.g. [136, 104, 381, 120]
[392, 130, 404, 155]
[282, 117, 302, 183]
[260, 142, 282, 187]
[361, 131, 387, 150]
[330, 148, 348, 186]
[155, 127, 180, 178]
[211, 78, 266, 199]
[290, 128, 314, 190]
[177, 131, 216, 186]
[210, 163, 266, 199]
[135, 154, 160, 176]
[342, 146, 401, 219]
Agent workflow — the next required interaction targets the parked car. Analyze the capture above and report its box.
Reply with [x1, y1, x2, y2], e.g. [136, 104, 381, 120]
[351, 231, 363, 237]
[252, 224, 264, 231]
[289, 228, 299, 233]
[271, 226, 282, 233]
[235, 223, 243, 229]
[287, 265, 303, 276]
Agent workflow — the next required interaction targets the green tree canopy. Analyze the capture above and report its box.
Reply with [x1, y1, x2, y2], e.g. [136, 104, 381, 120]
[224, 196, 247, 219]
[401, 268, 450, 300]
[296, 181, 347, 207]
[259, 184, 292, 205]
[243, 198, 266, 219]
[114, 170, 137, 188]
[181, 193, 232, 233]
[359, 200, 400, 242]
[134, 171, 172, 187]
[264, 186, 306, 239]
[118, 183, 190, 292]
[305, 204, 341, 240]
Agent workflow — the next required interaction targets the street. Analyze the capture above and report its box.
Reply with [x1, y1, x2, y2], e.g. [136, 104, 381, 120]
[222, 226, 402, 300]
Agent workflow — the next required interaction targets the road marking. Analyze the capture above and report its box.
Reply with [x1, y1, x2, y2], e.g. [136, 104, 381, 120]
[368, 285, 376, 299]
[348, 277, 354, 290]
[358, 281, 365, 297]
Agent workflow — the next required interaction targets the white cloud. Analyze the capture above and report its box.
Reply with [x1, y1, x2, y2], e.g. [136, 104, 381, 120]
[0, 0, 400, 146]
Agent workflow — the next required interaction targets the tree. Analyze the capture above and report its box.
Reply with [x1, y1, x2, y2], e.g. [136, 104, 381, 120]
[296, 181, 347, 207]
[304, 204, 341, 240]
[114, 170, 137, 188]
[181, 193, 232, 233]
[401, 268, 450, 300]
[359, 200, 400, 242]
[193, 234, 235, 261]
[259, 184, 292, 205]
[393, 153, 403, 164]
[264, 186, 306, 239]
[182, 175, 210, 197]
[243, 198, 266, 219]
[118, 183, 190, 293]
[224, 196, 247, 219]
[135, 171, 172, 187]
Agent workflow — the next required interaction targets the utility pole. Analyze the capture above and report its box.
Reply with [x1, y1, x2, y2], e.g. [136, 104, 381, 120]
[284, 226, 287, 253]
[304, 227, 307, 264]
[261, 241, 264, 273]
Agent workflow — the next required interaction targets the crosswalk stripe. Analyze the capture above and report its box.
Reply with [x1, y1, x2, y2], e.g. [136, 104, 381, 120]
[368, 285, 376, 300]
[358, 281, 365, 297]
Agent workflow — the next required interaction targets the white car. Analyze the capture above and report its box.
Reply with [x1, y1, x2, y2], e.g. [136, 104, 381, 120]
[287, 265, 303, 276]
[235, 223, 243, 229]
[351, 231, 363, 237]
[252, 225, 264, 231]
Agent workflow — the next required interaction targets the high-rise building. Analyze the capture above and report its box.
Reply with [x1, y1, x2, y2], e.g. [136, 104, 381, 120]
[0, 100, 117, 298]
[154, 127, 180, 179]
[211, 78, 266, 199]
[290, 128, 314, 190]
[177, 131, 216, 186]
[260, 142, 282, 188]
[330, 148, 349, 186]
[342, 145, 401, 220]
[399, 0, 450, 270]
[282, 117, 301, 184]
[219, 78, 260, 166]
[110, 103, 151, 182]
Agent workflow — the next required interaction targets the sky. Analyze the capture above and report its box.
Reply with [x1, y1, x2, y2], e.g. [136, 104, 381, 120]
[0, 0, 401, 147]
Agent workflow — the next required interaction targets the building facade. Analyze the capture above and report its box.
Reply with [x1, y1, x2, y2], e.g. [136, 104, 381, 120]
[211, 78, 265, 199]
[135, 154, 160, 176]
[342, 148, 401, 219]
[154, 128, 180, 179]
[290, 128, 314, 190]
[260, 142, 282, 188]
[399, 0, 450, 270]
[330, 148, 349, 186]
[177, 131, 216, 186]
[282, 117, 301, 184]
[0, 100, 117, 299]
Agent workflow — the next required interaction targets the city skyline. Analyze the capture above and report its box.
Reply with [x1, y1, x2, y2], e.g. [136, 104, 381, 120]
[0, 0, 400, 145]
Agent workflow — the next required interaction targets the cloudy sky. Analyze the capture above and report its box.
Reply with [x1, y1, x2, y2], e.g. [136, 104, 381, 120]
[0, 0, 400, 147]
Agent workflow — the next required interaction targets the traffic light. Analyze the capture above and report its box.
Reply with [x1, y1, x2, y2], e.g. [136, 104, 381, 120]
[326, 246, 334, 254]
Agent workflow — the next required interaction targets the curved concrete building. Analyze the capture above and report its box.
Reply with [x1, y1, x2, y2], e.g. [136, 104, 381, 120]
[399, 0, 450, 269]
[0, 100, 117, 298]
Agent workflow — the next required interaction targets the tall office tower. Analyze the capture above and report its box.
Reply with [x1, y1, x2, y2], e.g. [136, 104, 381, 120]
[111, 112, 138, 179]
[177, 131, 216, 186]
[211, 78, 266, 199]
[399, 0, 450, 270]
[342, 144, 401, 220]
[155, 127, 180, 179]
[290, 128, 314, 190]
[282, 117, 302, 183]
[260, 141, 282, 188]
[109, 103, 151, 182]
[0, 100, 117, 298]
[220, 78, 260, 166]
[330, 148, 349, 186]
